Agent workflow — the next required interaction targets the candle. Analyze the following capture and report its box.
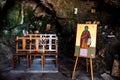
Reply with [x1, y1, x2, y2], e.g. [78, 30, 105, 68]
[74, 8, 78, 14]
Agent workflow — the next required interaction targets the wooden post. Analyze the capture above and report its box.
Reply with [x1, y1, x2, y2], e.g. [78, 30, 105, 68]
[90, 57, 94, 80]
[36, 38, 39, 51]
[16, 36, 18, 52]
[26, 55, 29, 68]
[72, 56, 79, 80]
[23, 37, 26, 50]
[41, 56, 43, 69]
[86, 58, 89, 72]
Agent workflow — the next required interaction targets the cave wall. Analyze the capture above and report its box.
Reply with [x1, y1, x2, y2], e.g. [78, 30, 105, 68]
[46, 0, 95, 18]
[0, 0, 120, 33]
[0, 1, 120, 77]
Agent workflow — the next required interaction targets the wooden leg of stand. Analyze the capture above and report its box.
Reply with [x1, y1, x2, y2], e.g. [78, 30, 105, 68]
[30, 55, 32, 65]
[86, 58, 88, 72]
[16, 56, 19, 64]
[43, 56, 45, 68]
[72, 56, 79, 80]
[26, 55, 29, 68]
[90, 58, 94, 80]
[41, 56, 43, 69]
[56, 55, 58, 68]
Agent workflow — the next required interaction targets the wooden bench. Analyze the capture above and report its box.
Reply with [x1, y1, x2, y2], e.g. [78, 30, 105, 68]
[12, 36, 30, 68]
[12, 34, 58, 69]
[28, 34, 45, 69]
[42, 34, 58, 68]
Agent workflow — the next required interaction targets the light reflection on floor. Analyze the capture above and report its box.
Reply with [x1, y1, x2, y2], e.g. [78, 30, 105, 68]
[10, 57, 58, 73]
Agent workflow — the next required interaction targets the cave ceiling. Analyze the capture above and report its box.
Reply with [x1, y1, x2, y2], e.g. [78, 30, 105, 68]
[0, 0, 120, 30]
[0, 0, 120, 16]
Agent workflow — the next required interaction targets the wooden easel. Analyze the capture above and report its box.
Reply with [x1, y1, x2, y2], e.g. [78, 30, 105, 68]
[72, 56, 94, 80]
[72, 24, 97, 80]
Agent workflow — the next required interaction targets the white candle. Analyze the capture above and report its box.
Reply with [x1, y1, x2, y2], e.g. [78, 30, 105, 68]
[74, 8, 78, 14]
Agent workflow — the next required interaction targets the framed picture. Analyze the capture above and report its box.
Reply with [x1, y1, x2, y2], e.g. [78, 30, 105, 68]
[74, 24, 97, 58]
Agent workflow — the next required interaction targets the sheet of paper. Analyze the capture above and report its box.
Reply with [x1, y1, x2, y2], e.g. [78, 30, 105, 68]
[80, 48, 88, 56]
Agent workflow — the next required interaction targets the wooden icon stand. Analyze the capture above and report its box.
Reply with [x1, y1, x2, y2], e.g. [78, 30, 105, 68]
[72, 24, 97, 80]
[72, 56, 94, 80]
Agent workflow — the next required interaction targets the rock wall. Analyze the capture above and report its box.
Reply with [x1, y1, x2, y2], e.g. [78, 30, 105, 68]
[46, 0, 95, 18]
[22, 0, 95, 20]
[0, 37, 13, 70]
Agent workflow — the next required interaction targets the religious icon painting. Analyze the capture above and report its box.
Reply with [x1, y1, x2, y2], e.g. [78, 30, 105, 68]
[74, 24, 97, 58]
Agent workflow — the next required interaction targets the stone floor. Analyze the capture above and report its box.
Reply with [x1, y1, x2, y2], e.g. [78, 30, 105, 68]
[0, 56, 118, 80]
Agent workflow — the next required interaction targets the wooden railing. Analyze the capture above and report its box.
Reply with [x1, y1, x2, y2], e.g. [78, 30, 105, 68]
[12, 34, 58, 69]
